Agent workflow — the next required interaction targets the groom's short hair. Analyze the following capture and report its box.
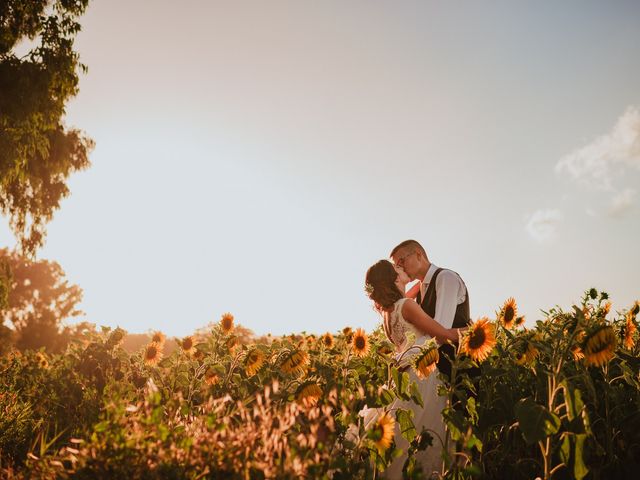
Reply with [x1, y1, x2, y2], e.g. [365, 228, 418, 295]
[390, 240, 427, 258]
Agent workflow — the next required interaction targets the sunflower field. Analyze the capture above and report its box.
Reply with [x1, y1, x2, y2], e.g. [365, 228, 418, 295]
[1, 289, 640, 479]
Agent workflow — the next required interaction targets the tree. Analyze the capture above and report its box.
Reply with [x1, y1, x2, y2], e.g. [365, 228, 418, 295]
[0, 258, 12, 354]
[0, 0, 93, 256]
[0, 248, 84, 352]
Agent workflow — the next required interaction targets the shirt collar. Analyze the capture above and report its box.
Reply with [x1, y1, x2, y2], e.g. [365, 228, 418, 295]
[422, 263, 438, 285]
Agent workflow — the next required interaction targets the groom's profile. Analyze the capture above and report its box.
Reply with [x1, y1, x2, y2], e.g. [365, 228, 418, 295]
[390, 239, 471, 380]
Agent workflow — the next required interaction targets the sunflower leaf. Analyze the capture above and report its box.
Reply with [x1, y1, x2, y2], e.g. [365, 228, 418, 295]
[515, 397, 561, 444]
[158, 358, 172, 369]
[562, 381, 588, 435]
[560, 433, 589, 480]
[391, 368, 411, 400]
[396, 408, 417, 443]
[409, 381, 423, 408]
[380, 387, 396, 406]
[442, 407, 466, 441]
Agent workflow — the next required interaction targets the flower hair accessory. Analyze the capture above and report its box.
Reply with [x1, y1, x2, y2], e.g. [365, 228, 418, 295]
[364, 283, 375, 296]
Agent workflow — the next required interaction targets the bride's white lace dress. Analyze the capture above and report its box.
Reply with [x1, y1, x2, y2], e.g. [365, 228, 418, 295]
[363, 297, 446, 479]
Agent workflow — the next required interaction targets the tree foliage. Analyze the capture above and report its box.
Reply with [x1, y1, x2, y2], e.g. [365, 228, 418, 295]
[0, 248, 84, 352]
[0, 0, 93, 256]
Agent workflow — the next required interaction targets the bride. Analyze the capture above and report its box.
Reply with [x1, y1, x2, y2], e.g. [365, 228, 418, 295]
[362, 259, 462, 478]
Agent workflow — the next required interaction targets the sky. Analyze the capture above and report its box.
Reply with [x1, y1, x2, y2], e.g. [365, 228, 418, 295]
[2, 0, 639, 338]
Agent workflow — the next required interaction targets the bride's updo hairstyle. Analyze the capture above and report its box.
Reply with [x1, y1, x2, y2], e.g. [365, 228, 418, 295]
[365, 260, 403, 313]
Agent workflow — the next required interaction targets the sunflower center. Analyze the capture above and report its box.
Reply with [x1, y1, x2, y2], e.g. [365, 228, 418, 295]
[588, 339, 608, 354]
[355, 337, 366, 349]
[468, 328, 486, 350]
[504, 306, 515, 323]
[586, 329, 615, 354]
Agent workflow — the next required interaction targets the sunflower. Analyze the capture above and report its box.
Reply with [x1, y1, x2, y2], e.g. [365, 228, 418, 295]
[412, 343, 439, 379]
[631, 301, 640, 317]
[461, 317, 496, 362]
[143, 342, 163, 366]
[342, 327, 353, 341]
[296, 381, 322, 406]
[377, 343, 394, 356]
[204, 365, 222, 386]
[321, 333, 334, 349]
[624, 312, 637, 350]
[514, 316, 526, 327]
[499, 298, 518, 329]
[571, 345, 585, 361]
[368, 412, 395, 452]
[352, 328, 370, 357]
[281, 349, 309, 375]
[244, 348, 266, 376]
[9, 350, 22, 360]
[180, 336, 196, 356]
[571, 330, 585, 361]
[220, 312, 234, 333]
[514, 344, 538, 366]
[601, 301, 612, 317]
[514, 337, 539, 366]
[108, 327, 126, 347]
[35, 351, 49, 369]
[151, 331, 166, 346]
[582, 325, 617, 367]
[225, 335, 238, 352]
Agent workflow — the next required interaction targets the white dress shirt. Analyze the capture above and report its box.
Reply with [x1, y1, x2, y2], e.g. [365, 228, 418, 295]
[420, 263, 467, 329]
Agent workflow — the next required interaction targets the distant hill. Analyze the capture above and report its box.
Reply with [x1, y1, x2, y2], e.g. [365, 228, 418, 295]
[120, 324, 258, 356]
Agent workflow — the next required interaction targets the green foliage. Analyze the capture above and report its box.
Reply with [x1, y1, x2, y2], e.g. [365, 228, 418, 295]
[0, 0, 93, 255]
[442, 289, 640, 480]
[1, 290, 639, 480]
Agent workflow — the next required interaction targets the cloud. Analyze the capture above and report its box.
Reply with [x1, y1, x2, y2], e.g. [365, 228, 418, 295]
[526, 209, 563, 242]
[608, 188, 636, 217]
[555, 106, 640, 191]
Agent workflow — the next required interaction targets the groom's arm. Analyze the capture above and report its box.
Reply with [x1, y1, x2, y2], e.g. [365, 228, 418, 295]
[434, 271, 467, 329]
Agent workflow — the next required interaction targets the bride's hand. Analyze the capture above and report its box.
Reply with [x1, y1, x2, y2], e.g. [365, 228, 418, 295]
[455, 327, 468, 341]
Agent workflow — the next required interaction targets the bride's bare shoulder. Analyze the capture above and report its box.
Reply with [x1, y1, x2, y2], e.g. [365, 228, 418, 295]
[400, 297, 419, 317]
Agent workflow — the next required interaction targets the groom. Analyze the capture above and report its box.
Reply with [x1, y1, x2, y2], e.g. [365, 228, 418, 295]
[390, 239, 471, 380]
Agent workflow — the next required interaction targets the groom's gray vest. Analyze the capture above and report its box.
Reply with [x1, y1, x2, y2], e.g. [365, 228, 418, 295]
[418, 268, 471, 380]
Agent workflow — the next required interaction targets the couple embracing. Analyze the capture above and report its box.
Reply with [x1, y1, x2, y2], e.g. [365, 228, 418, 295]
[363, 239, 472, 478]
